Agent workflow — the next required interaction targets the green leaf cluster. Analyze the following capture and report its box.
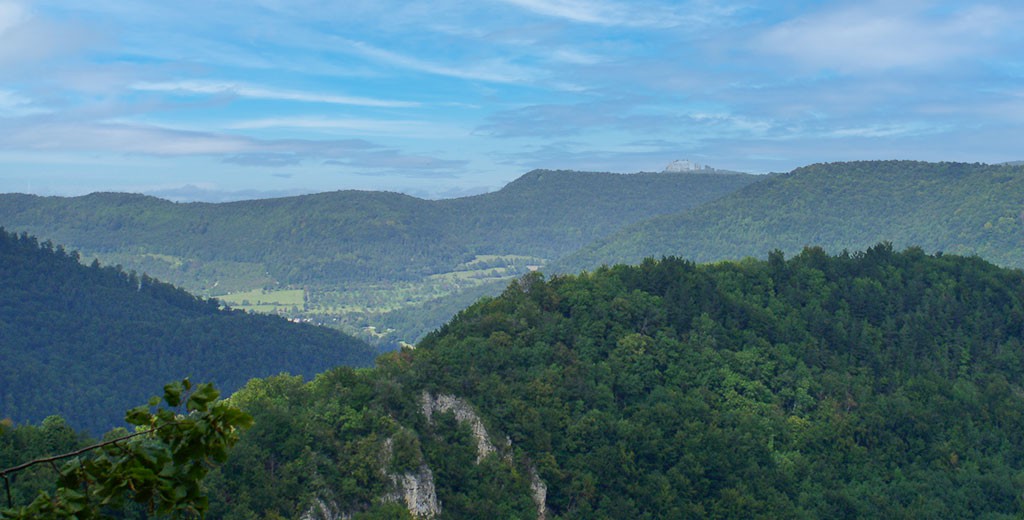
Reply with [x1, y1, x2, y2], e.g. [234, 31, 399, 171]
[1, 379, 251, 519]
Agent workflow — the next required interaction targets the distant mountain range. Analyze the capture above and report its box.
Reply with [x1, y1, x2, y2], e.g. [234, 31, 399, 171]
[5, 160, 1024, 345]
[0, 170, 758, 343]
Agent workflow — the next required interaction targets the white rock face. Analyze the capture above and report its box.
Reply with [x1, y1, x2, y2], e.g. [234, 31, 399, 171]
[529, 465, 548, 520]
[663, 159, 706, 172]
[421, 391, 549, 519]
[421, 391, 497, 462]
[387, 465, 440, 519]
[299, 498, 349, 520]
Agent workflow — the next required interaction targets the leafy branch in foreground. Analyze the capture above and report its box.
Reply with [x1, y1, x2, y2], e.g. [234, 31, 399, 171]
[1, 379, 252, 519]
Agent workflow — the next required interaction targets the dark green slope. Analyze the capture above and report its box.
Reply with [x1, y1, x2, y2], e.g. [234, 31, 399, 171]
[0, 229, 376, 434]
[562, 161, 1024, 272]
[205, 246, 1024, 518]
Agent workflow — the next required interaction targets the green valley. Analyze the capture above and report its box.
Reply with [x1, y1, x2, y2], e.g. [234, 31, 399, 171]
[0, 170, 756, 344]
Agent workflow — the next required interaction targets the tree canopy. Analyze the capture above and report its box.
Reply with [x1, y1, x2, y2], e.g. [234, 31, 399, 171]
[0, 228, 375, 433]
[203, 245, 1024, 518]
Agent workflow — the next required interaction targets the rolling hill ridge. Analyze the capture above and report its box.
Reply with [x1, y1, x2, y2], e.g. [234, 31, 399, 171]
[0, 170, 758, 343]
[560, 160, 1024, 272]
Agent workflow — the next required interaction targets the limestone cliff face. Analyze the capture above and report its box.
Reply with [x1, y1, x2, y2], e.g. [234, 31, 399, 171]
[421, 391, 549, 519]
[385, 465, 440, 518]
[301, 392, 548, 520]
[379, 436, 440, 519]
[529, 465, 548, 520]
[299, 498, 349, 520]
[421, 391, 500, 462]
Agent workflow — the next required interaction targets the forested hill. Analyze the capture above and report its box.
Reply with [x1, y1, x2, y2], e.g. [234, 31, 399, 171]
[441, 170, 758, 259]
[561, 160, 1024, 272]
[0, 229, 376, 434]
[0, 189, 450, 287]
[0, 170, 756, 344]
[0, 170, 756, 289]
[197, 246, 1024, 518]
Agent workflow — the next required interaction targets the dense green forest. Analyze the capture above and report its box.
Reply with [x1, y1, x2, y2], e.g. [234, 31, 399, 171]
[0, 170, 756, 343]
[0, 229, 375, 433]
[7, 161, 1024, 517]
[188, 246, 1024, 518]
[563, 161, 1024, 273]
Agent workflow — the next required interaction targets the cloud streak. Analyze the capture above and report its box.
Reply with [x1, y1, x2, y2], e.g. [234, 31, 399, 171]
[494, 0, 686, 28]
[341, 38, 537, 84]
[131, 80, 420, 108]
[0, 119, 465, 173]
[227, 116, 465, 139]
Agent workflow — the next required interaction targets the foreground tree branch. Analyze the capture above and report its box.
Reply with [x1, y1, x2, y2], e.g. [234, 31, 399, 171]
[0, 379, 252, 519]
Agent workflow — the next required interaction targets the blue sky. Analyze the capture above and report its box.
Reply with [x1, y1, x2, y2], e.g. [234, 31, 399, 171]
[1, 0, 1022, 200]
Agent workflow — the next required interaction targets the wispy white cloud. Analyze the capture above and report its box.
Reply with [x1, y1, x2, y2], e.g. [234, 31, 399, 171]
[756, 3, 1015, 73]
[0, 119, 467, 173]
[496, 0, 624, 25]
[494, 0, 684, 27]
[130, 80, 419, 108]
[0, 89, 48, 116]
[478, 100, 780, 139]
[341, 38, 537, 84]
[827, 122, 949, 139]
[228, 116, 466, 139]
[549, 47, 604, 65]
[2, 121, 255, 155]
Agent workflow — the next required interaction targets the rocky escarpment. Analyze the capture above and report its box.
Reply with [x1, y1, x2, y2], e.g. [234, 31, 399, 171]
[301, 392, 548, 520]
[299, 498, 348, 520]
[421, 391, 502, 462]
[380, 436, 440, 519]
[384, 464, 440, 518]
[421, 391, 548, 519]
